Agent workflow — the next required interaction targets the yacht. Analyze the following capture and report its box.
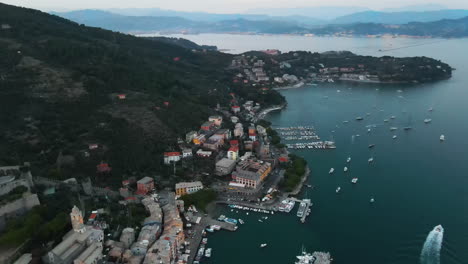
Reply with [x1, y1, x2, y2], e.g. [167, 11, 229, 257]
[336, 187, 341, 193]
[403, 126, 412, 131]
[367, 128, 371, 133]
[368, 144, 375, 148]
[351, 178, 358, 184]
[370, 198, 375, 203]
[393, 135, 397, 139]
[390, 116, 396, 119]
[344, 167, 348, 172]
[238, 219, 244, 225]
[260, 244, 267, 248]
[384, 119, 389, 122]
[440, 135, 445, 141]
[343, 120, 349, 124]
[329, 168, 334, 174]
[368, 157, 374, 163]
[390, 127, 398, 131]
[424, 119, 432, 124]
[205, 248, 212, 258]
[347, 157, 351, 163]
[297, 201, 308, 218]
[356, 117, 364, 121]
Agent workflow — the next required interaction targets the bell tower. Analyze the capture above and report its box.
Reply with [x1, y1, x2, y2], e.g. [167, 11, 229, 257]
[70, 205, 86, 233]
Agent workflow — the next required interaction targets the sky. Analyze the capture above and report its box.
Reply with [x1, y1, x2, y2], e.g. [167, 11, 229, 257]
[3, 0, 468, 13]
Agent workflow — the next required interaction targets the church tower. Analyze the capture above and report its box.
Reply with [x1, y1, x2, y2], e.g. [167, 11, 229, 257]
[70, 205, 86, 233]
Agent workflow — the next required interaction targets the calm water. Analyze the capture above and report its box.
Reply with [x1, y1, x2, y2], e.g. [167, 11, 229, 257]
[169, 34, 468, 264]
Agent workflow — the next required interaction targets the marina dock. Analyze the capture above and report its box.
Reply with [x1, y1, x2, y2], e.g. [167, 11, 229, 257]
[206, 219, 238, 232]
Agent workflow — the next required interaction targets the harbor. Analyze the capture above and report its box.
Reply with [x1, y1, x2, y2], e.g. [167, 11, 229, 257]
[275, 126, 337, 150]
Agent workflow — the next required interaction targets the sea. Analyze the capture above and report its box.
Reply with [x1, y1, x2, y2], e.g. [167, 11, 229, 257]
[160, 34, 468, 264]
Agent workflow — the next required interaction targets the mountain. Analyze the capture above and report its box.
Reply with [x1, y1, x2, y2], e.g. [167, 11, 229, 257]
[310, 16, 468, 37]
[247, 6, 371, 20]
[54, 10, 307, 34]
[381, 4, 448, 12]
[331, 9, 468, 24]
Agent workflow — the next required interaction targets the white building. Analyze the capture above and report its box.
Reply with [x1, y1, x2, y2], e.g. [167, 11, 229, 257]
[163, 152, 181, 165]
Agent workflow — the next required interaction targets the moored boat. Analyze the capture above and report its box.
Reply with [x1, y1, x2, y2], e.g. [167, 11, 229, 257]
[351, 178, 358, 184]
[440, 135, 445, 141]
[329, 168, 334, 174]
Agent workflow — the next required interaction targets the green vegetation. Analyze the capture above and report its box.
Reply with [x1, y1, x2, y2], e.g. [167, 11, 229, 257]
[179, 189, 217, 211]
[279, 154, 308, 192]
[0, 186, 28, 205]
[0, 206, 69, 246]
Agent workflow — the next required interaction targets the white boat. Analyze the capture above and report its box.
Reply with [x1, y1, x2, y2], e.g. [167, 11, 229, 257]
[384, 119, 389, 122]
[202, 238, 208, 244]
[391, 116, 396, 119]
[238, 219, 244, 225]
[329, 168, 334, 174]
[424, 119, 432, 123]
[390, 127, 398, 131]
[351, 178, 358, 184]
[370, 198, 375, 203]
[205, 248, 212, 258]
[336, 187, 341, 193]
[343, 120, 349, 123]
[258, 219, 263, 223]
[440, 135, 445, 141]
[344, 167, 348, 172]
[428, 107, 434, 112]
[260, 243, 267, 248]
[367, 128, 371, 133]
[368, 157, 374, 163]
[347, 157, 351, 163]
[393, 135, 397, 139]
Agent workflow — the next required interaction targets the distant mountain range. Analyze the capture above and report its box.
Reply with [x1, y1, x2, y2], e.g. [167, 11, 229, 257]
[53, 9, 468, 37]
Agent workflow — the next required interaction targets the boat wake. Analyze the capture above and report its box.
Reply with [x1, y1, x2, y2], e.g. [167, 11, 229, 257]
[420, 225, 444, 264]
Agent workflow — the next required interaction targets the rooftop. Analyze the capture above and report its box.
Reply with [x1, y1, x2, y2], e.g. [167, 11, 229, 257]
[137, 176, 153, 184]
[175, 181, 203, 189]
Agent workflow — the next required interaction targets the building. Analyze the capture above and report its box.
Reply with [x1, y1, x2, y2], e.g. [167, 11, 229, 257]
[215, 158, 237, 176]
[192, 134, 206, 145]
[231, 159, 272, 189]
[231, 116, 239, 123]
[182, 148, 192, 158]
[231, 105, 240, 113]
[203, 136, 224, 151]
[136, 177, 154, 195]
[208, 115, 223, 126]
[234, 123, 244, 138]
[196, 149, 212, 157]
[200, 121, 214, 131]
[227, 146, 239, 160]
[215, 129, 231, 140]
[175, 181, 203, 196]
[96, 163, 111, 173]
[185, 131, 198, 143]
[248, 132, 257, 141]
[45, 207, 104, 264]
[71, 206, 86, 233]
[117, 94, 126, 100]
[163, 152, 181, 165]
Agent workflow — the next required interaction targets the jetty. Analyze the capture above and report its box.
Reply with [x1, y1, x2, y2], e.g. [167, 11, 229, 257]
[312, 252, 333, 264]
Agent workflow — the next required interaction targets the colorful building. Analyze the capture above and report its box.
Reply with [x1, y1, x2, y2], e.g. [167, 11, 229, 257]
[136, 177, 154, 195]
[163, 152, 181, 165]
[231, 159, 272, 189]
[227, 146, 239, 160]
[175, 181, 204, 196]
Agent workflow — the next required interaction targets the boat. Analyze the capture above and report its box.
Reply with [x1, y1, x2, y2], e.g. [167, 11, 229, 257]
[197, 247, 205, 260]
[390, 116, 396, 119]
[370, 198, 375, 203]
[366, 113, 371, 116]
[344, 167, 348, 172]
[368, 144, 375, 148]
[343, 120, 349, 124]
[384, 119, 389, 122]
[238, 219, 244, 225]
[329, 168, 334, 174]
[428, 107, 433, 112]
[336, 187, 341, 193]
[260, 243, 267, 248]
[393, 135, 397, 139]
[347, 157, 351, 163]
[440, 135, 445, 141]
[403, 127, 412, 131]
[258, 219, 263, 223]
[205, 227, 214, 232]
[368, 157, 374, 163]
[390, 127, 398, 131]
[211, 225, 221, 230]
[297, 201, 308, 218]
[205, 248, 212, 258]
[202, 238, 208, 244]
[367, 128, 371, 133]
[356, 117, 364, 121]
[351, 178, 358, 184]
[424, 119, 432, 124]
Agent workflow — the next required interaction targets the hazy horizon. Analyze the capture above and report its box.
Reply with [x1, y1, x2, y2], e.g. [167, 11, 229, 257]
[3, 0, 468, 14]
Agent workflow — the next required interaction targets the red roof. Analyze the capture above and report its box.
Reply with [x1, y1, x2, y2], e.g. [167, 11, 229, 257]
[163, 101, 170, 106]
[278, 157, 289, 162]
[229, 146, 239, 152]
[97, 163, 112, 173]
[230, 140, 239, 146]
[89, 213, 97, 220]
[173, 57, 181, 61]
[125, 197, 137, 201]
[232, 105, 240, 109]
[164, 152, 181, 157]
[249, 132, 257, 136]
[122, 180, 130, 186]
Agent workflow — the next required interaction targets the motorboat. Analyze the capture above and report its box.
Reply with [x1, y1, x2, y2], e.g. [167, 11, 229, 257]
[336, 187, 341, 193]
[393, 135, 397, 139]
[205, 248, 212, 258]
[370, 198, 375, 203]
[440, 135, 445, 141]
[329, 168, 334, 174]
[351, 178, 358, 184]
[356, 117, 364, 121]
[368, 144, 375, 148]
[347, 157, 351, 163]
[368, 157, 374, 163]
[390, 127, 398, 131]
[424, 119, 432, 124]
[384, 119, 389, 122]
[238, 219, 244, 225]
[260, 244, 267, 248]
[344, 167, 348, 172]
[390, 116, 396, 119]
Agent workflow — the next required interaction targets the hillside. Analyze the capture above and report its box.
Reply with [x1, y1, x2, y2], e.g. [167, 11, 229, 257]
[0, 3, 286, 186]
[311, 16, 468, 37]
